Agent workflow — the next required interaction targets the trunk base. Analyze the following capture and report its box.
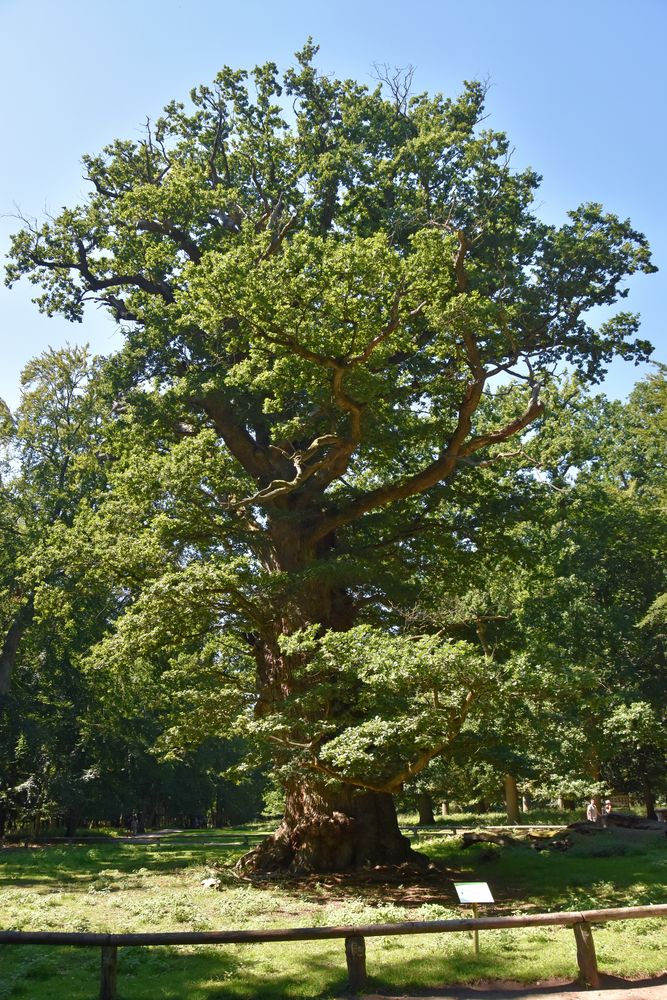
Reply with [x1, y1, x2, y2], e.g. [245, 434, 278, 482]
[239, 786, 425, 874]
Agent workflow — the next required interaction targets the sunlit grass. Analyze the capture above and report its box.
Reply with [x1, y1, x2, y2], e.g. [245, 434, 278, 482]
[1, 826, 666, 998]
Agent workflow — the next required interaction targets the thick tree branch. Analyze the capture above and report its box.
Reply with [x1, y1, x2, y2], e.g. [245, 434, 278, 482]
[307, 681, 480, 796]
[135, 219, 202, 263]
[0, 596, 35, 695]
[232, 434, 343, 507]
[460, 382, 543, 457]
[190, 389, 279, 483]
[309, 757, 395, 795]
[384, 687, 478, 791]
[28, 240, 175, 305]
[97, 293, 142, 324]
[306, 360, 543, 545]
[305, 364, 489, 543]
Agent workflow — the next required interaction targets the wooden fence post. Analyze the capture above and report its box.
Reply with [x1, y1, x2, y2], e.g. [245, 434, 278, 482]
[345, 934, 367, 991]
[573, 921, 600, 988]
[100, 945, 118, 1000]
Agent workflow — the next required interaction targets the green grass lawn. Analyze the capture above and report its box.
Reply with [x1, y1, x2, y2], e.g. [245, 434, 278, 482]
[0, 826, 665, 998]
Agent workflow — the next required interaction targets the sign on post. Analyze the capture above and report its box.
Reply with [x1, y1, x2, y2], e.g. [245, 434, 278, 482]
[454, 882, 494, 955]
[453, 882, 494, 904]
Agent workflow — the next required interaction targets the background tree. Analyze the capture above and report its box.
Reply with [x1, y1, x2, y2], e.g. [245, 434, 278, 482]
[6, 44, 655, 871]
[397, 374, 666, 822]
[0, 346, 109, 695]
[505, 375, 666, 815]
[0, 346, 112, 834]
[0, 350, 263, 836]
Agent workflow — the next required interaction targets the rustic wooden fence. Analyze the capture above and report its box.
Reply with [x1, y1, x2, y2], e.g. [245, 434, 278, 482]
[2, 904, 666, 998]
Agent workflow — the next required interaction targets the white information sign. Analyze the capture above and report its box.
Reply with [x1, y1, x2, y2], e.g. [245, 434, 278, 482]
[454, 881, 494, 904]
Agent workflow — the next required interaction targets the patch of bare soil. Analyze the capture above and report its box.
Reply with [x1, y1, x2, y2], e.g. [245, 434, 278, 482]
[360, 971, 667, 998]
[215, 860, 462, 906]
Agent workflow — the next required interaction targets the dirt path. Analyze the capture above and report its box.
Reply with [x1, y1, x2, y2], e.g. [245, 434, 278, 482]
[361, 975, 667, 1000]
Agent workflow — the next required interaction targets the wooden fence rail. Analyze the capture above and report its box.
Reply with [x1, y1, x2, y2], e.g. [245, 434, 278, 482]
[1, 904, 666, 998]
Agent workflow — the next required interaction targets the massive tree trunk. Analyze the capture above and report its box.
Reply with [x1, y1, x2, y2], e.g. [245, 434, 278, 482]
[245, 523, 407, 873]
[246, 613, 422, 872]
[241, 781, 419, 874]
[241, 520, 441, 874]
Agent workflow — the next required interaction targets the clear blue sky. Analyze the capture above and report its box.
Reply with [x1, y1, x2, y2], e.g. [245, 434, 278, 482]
[1, 0, 664, 408]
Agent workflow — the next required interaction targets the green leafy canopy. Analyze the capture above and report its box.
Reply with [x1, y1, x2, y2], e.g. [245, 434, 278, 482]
[4, 42, 658, 799]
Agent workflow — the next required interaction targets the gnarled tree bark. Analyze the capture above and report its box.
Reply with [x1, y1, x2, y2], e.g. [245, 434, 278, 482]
[241, 782, 419, 874]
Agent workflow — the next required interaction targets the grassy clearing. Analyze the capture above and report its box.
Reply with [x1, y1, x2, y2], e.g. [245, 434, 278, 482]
[0, 827, 665, 998]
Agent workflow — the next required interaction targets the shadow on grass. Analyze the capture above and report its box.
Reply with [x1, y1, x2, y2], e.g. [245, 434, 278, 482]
[0, 842, 245, 891]
[426, 833, 667, 908]
[0, 944, 351, 1000]
[2, 830, 666, 998]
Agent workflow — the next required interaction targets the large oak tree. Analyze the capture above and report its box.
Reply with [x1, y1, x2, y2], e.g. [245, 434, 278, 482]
[6, 44, 655, 871]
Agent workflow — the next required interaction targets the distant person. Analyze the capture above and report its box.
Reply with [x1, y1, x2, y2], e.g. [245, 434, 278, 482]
[586, 798, 599, 823]
[604, 799, 613, 815]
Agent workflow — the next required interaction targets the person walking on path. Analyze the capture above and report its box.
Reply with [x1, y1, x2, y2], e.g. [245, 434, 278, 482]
[586, 798, 599, 823]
